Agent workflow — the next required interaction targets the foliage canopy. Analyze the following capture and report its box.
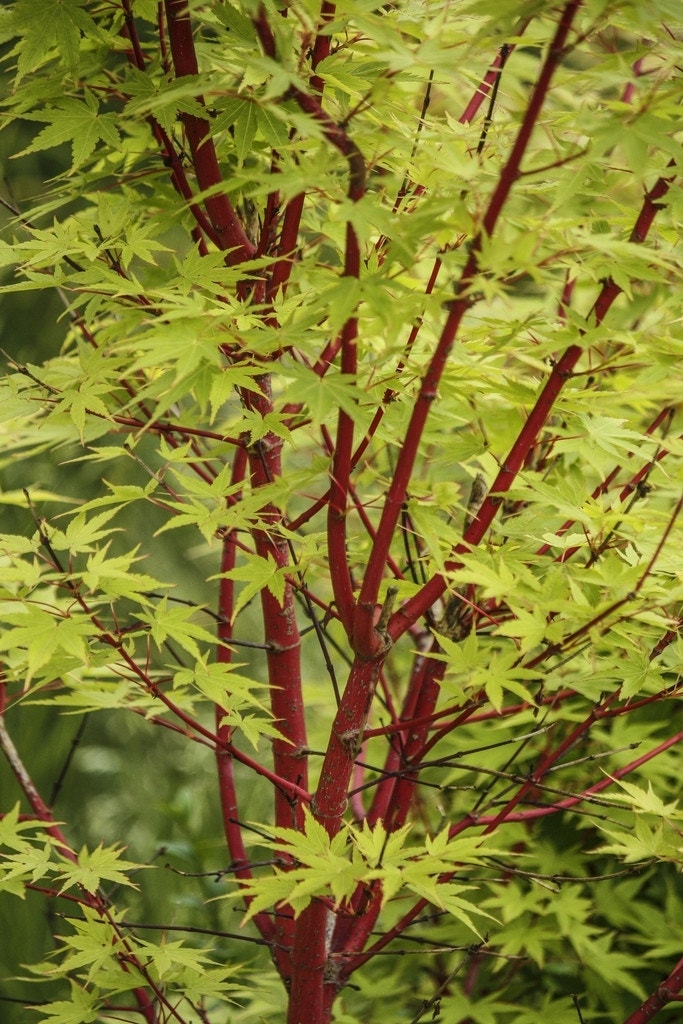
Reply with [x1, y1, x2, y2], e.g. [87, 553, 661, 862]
[1, 2, 683, 1023]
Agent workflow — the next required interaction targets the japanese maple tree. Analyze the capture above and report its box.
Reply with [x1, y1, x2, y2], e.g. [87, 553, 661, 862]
[1, 2, 683, 1023]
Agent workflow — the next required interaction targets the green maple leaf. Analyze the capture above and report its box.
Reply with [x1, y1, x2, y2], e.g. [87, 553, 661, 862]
[39, 990, 99, 1024]
[13, 0, 99, 80]
[215, 552, 287, 622]
[57, 843, 143, 896]
[19, 91, 120, 169]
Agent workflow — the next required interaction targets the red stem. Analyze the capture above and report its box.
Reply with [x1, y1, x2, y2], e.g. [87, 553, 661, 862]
[268, 191, 306, 299]
[287, 656, 380, 1020]
[332, 658, 454, 959]
[121, 0, 221, 249]
[163, 0, 256, 263]
[309, 2, 336, 94]
[459, 29, 531, 125]
[623, 957, 683, 1024]
[327, 45, 678, 1003]
[245, 383, 309, 834]
[279, 87, 366, 636]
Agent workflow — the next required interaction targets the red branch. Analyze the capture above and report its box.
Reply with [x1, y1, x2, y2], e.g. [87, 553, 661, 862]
[623, 957, 683, 1024]
[309, 1, 336, 94]
[287, 656, 380, 1021]
[163, 0, 256, 263]
[245, 382, 309, 835]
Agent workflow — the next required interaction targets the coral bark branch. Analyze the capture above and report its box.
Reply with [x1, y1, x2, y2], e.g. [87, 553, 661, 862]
[164, 0, 256, 262]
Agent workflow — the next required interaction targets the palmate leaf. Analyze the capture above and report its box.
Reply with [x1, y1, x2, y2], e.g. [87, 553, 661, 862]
[351, 819, 413, 869]
[12, 0, 100, 80]
[56, 843, 144, 896]
[128, 935, 249, 1006]
[404, 877, 492, 940]
[0, 802, 47, 851]
[216, 552, 287, 621]
[0, 604, 92, 682]
[38, 984, 100, 1024]
[80, 545, 162, 601]
[219, 709, 286, 750]
[0, 841, 54, 897]
[172, 656, 282, 748]
[123, 67, 214, 136]
[141, 599, 219, 660]
[39, 911, 127, 983]
[580, 933, 648, 1000]
[428, 630, 541, 710]
[234, 808, 359, 921]
[592, 778, 683, 865]
[354, 821, 498, 936]
[52, 506, 124, 554]
[593, 818, 683, 865]
[213, 95, 291, 152]
[601, 777, 683, 818]
[18, 92, 120, 169]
